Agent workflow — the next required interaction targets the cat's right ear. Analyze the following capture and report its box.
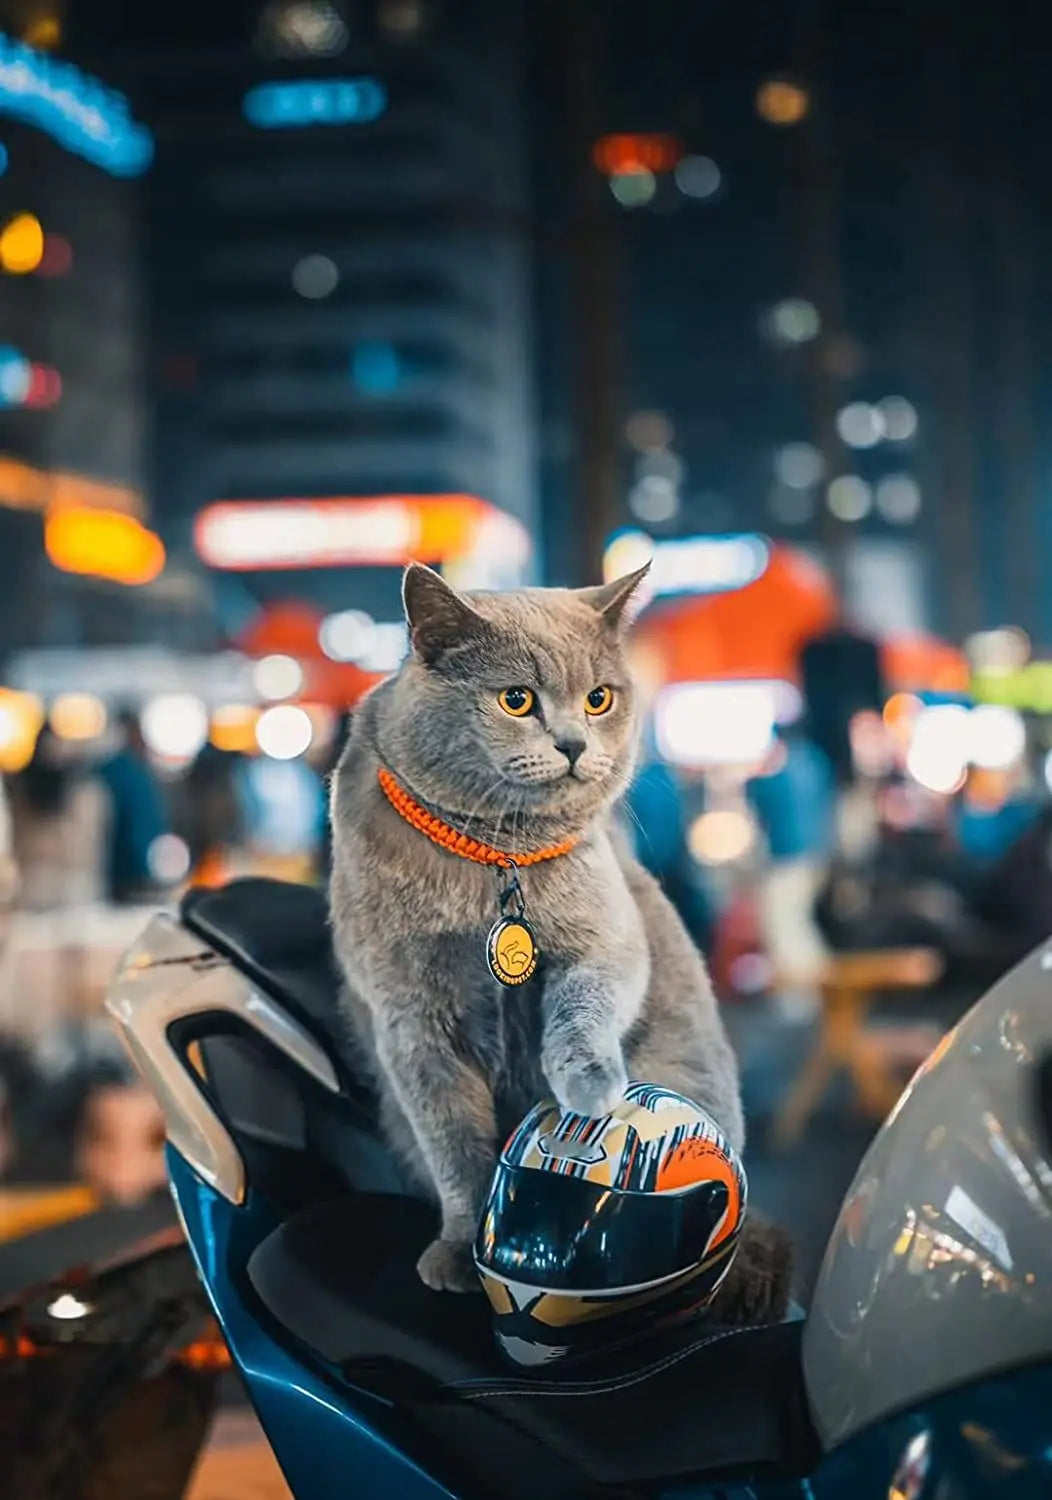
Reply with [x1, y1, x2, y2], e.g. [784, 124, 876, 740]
[402, 562, 485, 666]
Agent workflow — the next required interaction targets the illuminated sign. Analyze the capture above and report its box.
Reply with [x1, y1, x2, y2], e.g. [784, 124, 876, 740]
[0, 33, 153, 176]
[603, 529, 770, 601]
[243, 76, 386, 129]
[194, 494, 531, 574]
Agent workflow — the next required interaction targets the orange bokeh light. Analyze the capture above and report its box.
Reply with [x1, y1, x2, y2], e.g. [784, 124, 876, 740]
[756, 79, 810, 126]
[592, 133, 683, 176]
[45, 506, 165, 585]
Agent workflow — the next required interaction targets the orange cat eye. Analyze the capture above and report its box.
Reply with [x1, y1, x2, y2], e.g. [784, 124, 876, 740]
[498, 687, 535, 718]
[585, 685, 614, 716]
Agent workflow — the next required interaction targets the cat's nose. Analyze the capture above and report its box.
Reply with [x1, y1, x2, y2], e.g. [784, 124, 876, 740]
[554, 736, 586, 768]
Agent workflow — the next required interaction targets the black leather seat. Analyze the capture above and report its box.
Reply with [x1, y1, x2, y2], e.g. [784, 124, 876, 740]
[181, 878, 344, 1063]
[249, 1194, 819, 1497]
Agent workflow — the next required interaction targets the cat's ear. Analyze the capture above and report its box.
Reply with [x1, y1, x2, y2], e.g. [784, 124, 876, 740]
[577, 562, 652, 632]
[402, 562, 485, 665]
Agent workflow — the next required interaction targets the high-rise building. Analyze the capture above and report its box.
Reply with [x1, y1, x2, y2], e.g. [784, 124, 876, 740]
[122, 0, 535, 621]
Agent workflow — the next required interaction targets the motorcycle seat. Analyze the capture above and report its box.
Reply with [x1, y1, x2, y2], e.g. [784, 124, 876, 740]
[181, 878, 347, 1070]
[249, 1193, 819, 1495]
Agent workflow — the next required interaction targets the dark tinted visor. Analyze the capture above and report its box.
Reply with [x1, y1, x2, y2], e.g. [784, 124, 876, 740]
[475, 1166, 730, 1292]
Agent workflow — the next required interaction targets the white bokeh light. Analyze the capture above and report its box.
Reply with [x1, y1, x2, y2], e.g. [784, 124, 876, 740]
[254, 654, 304, 701]
[291, 253, 339, 299]
[875, 473, 922, 524]
[877, 395, 918, 441]
[656, 682, 776, 767]
[827, 475, 873, 522]
[774, 442, 824, 489]
[968, 705, 1026, 771]
[141, 694, 209, 761]
[767, 298, 821, 345]
[674, 155, 721, 199]
[836, 401, 885, 449]
[319, 608, 377, 663]
[906, 704, 970, 794]
[256, 703, 314, 760]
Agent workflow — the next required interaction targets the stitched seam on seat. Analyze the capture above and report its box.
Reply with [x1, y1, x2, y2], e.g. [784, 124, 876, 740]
[453, 1325, 762, 1400]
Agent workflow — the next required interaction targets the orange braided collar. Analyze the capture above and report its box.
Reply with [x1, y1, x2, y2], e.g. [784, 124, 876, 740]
[376, 766, 579, 868]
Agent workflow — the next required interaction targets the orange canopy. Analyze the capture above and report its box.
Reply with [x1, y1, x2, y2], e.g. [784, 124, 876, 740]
[879, 634, 970, 694]
[633, 545, 837, 685]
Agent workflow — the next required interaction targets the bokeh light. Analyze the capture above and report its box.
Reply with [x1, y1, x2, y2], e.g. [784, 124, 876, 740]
[875, 473, 922, 524]
[774, 442, 824, 489]
[968, 704, 1026, 770]
[836, 401, 884, 449]
[765, 297, 821, 345]
[906, 704, 970, 794]
[319, 608, 377, 662]
[210, 704, 262, 752]
[0, 213, 44, 274]
[756, 79, 810, 126]
[256, 703, 314, 760]
[609, 169, 656, 208]
[688, 809, 756, 865]
[141, 694, 209, 762]
[877, 395, 918, 441]
[674, 155, 721, 199]
[656, 682, 776, 767]
[45, 508, 165, 585]
[49, 692, 107, 741]
[147, 833, 192, 884]
[0, 688, 44, 771]
[292, 253, 339, 299]
[628, 474, 679, 523]
[253, 654, 304, 701]
[826, 475, 872, 521]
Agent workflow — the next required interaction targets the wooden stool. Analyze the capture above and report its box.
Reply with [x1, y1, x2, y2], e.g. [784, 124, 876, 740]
[769, 947, 942, 1149]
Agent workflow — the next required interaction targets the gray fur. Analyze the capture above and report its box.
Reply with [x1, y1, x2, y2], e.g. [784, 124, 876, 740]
[330, 563, 743, 1291]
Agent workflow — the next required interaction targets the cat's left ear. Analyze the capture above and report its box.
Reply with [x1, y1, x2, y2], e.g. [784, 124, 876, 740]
[577, 562, 652, 632]
[402, 562, 486, 666]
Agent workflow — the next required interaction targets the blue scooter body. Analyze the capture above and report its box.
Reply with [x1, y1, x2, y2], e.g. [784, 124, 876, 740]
[169, 1144, 1052, 1500]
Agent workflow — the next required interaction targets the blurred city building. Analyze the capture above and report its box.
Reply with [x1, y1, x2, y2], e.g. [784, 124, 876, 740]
[85, 0, 536, 625]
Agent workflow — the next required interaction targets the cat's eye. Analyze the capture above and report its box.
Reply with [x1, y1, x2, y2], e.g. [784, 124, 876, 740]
[585, 685, 614, 716]
[498, 687, 535, 718]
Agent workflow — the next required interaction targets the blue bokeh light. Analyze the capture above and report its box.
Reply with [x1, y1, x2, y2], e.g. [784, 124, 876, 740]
[350, 342, 401, 394]
[0, 33, 153, 176]
[243, 77, 387, 130]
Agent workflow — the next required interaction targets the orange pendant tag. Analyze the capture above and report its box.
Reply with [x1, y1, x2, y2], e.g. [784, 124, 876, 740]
[488, 861, 539, 986]
[487, 914, 538, 987]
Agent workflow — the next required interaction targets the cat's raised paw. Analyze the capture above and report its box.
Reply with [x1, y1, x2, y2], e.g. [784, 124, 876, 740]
[417, 1237, 479, 1294]
[555, 1057, 628, 1119]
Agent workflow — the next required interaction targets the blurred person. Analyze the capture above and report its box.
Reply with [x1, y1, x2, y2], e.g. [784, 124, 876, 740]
[624, 743, 713, 952]
[7, 724, 108, 911]
[97, 706, 170, 903]
[175, 743, 245, 885]
[746, 724, 836, 1011]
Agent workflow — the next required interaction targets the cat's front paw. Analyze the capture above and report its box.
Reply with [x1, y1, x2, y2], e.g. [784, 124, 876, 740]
[417, 1237, 479, 1294]
[552, 1056, 628, 1119]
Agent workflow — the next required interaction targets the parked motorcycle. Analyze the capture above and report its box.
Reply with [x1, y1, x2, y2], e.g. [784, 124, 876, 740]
[78, 876, 1052, 1498]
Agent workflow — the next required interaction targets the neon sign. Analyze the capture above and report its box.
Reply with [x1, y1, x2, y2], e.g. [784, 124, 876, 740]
[0, 33, 153, 177]
[243, 76, 386, 129]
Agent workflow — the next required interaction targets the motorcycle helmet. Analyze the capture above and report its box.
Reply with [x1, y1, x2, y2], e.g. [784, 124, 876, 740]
[474, 1081, 747, 1367]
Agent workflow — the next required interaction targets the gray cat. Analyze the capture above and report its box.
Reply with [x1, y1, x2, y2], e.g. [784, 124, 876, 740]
[330, 563, 751, 1296]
